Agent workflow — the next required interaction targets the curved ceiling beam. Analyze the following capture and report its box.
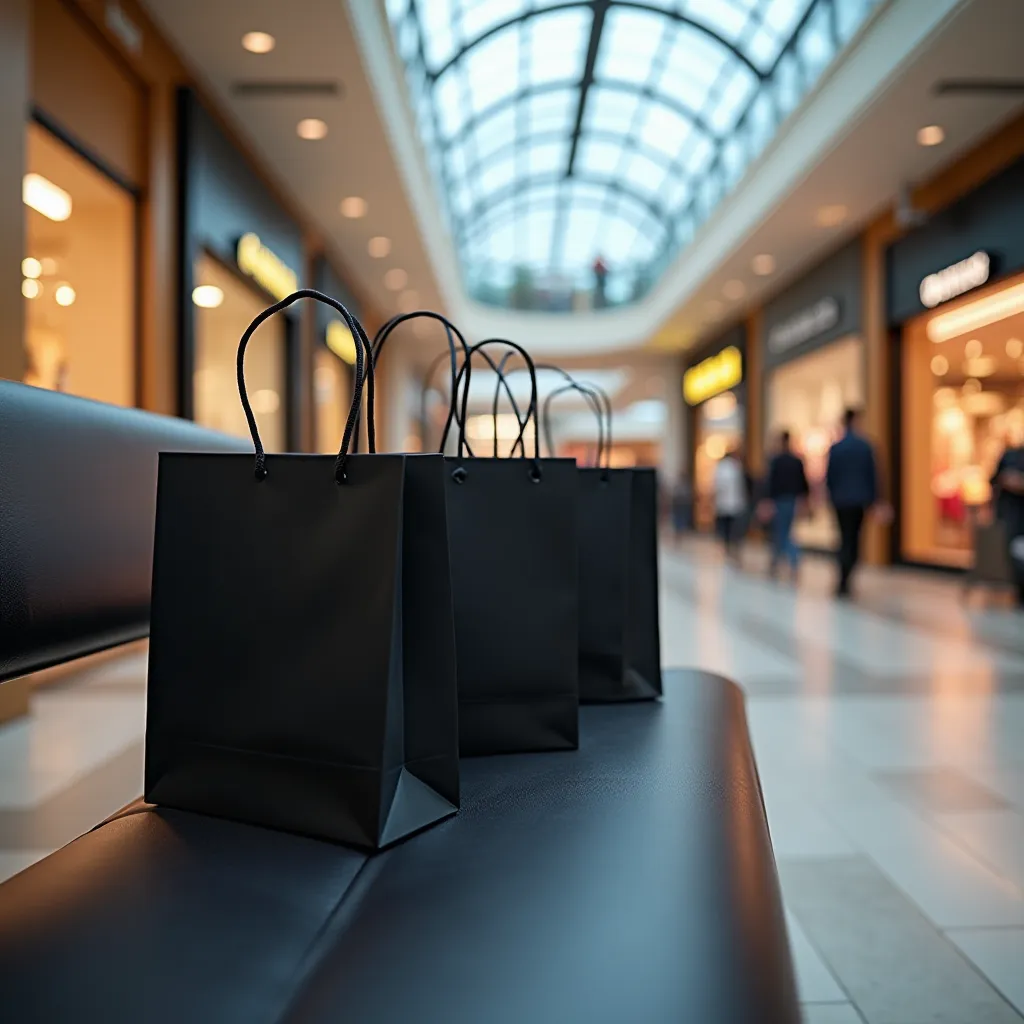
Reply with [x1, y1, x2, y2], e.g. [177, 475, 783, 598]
[428, 1, 764, 81]
[458, 170, 671, 241]
[463, 126, 699, 191]
[444, 77, 725, 156]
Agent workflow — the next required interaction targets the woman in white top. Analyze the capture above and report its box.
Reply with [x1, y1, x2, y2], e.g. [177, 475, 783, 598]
[713, 448, 748, 562]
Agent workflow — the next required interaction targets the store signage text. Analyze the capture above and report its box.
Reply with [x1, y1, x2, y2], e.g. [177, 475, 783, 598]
[919, 251, 990, 308]
[236, 233, 298, 302]
[767, 296, 840, 354]
[683, 345, 742, 406]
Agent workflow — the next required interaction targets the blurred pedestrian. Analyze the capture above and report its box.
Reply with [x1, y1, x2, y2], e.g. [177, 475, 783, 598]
[991, 440, 1024, 608]
[592, 255, 608, 309]
[825, 408, 890, 598]
[670, 472, 693, 544]
[714, 446, 747, 563]
[766, 430, 809, 579]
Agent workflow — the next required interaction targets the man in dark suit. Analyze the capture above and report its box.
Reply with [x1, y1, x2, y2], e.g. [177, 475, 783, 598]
[826, 408, 888, 597]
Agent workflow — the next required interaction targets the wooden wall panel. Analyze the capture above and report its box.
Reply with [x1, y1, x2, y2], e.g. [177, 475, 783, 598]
[0, 0, 29, 384]
[31, 0, 144, 186]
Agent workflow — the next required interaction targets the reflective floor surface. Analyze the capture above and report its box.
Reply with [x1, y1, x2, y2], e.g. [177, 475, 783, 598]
[2, 540, 1023, 1023]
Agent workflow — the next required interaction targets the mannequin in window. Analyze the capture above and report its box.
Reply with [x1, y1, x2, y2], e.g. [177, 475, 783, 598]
[24, 331, 68, 393]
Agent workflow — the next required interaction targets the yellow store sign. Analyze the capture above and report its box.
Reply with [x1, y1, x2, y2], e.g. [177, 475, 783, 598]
[683, 345, 742, 406]
[326, 319, 358, 365]
[236, 233, 298, 301]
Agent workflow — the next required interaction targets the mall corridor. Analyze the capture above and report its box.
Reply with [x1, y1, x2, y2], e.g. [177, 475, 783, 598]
[1, 546, 1022, 1022]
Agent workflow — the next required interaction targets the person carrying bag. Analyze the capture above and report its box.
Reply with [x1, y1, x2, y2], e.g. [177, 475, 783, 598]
[541, 372, 662, 703]
[145, 289, 459, 851]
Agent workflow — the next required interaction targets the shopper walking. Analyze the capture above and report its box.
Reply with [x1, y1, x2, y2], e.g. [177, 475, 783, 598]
[670, 472, 693, 544]
[991, 441, 1024, 608]
[825, 408, 888, 598]
[714, 446, 748, 564]
[766, 430, 809, 579]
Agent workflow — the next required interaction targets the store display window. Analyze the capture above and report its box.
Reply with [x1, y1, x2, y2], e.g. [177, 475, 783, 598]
[694, 390, 745, 530]
[766, 336, 865, 548]
[192, 253, 288, 451]
[22, 123, 136, 406]
[901, 270, 1024, 567]
[314, 344, 351, 454]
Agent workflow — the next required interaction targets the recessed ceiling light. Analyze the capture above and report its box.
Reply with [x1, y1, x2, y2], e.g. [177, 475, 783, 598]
[54, 283, 76, 307]
[368, 236, 391, 258]
[815, 204, 848, 228]
[398, 289, 420, 311]
[384, 268, 408, 291]
[23, 173, 72, 221]
[722, 279, 745, 301]
[21, 278, 41, 299]
[340, 196, 368, 219]
[930, 354, 948, 376]
[22, 257, 42, 279]
[1007, 337, 1023, 359]
[917, 124, 945, 147]
[242, 31, 275, 54]
[296, 118, 327, 140]
[751, 253, 775, 276]
[192, 284, 225, 308]
[964, 338, 982, 359]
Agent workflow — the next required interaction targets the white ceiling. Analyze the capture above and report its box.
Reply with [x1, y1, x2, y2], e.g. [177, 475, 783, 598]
[142, 0, 1024, 373]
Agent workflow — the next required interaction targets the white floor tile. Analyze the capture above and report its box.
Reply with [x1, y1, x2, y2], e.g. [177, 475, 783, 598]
[0, 692, 145, 808]
[936, 810, 1024, 891]
[785, 910, 847, 1003]
[947, 928, 1024, 1016]
[801, 1005, 863, 1024]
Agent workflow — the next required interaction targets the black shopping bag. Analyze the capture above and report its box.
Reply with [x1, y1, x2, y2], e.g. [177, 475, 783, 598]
[443, 340, 579, 755]
[145, 289, 459, 851]
[543, 373, 661, 703]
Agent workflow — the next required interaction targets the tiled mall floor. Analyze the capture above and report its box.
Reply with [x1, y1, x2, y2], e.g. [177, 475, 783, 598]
[2, 541, 1023, 1023]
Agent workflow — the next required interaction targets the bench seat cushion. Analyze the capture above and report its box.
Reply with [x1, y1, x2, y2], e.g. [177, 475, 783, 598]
[0, 671, 799, 1024]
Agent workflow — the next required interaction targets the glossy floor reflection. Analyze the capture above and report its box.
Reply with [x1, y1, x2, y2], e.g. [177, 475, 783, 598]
[662, 539, 1024, 1024]
[1, 545, 1022, 1023]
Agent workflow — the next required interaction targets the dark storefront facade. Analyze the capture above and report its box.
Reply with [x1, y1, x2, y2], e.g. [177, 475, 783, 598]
[178, 88, 306, 451]
[762, 239, 865, 550]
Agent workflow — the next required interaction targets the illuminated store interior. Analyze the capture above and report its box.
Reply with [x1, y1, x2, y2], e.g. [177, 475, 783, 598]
[192, 254, 288, 451]
[902, 271, 1024, 567]
[22, 123, 135, 406]
[766, 336, 865, 549]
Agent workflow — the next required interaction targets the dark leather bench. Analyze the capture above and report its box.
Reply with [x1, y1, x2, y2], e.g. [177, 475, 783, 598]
[0, 381, 799, 1023]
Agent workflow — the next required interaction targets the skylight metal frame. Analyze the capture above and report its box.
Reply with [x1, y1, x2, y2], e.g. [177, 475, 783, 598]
[387, 0, 879, 310]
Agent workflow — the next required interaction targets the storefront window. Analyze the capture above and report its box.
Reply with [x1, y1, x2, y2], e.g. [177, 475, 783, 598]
[314, 347, 350, 454]
[694, 390, 745, 530]
[192, 253, 288, 451]
[22, 123, 135, 406]
[766, 336, 865, 548]
[902, 271, 1024, 566]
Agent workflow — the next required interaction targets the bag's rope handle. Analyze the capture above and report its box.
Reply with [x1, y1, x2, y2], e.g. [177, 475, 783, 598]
[491, 351, 527, 459]
[236, 288, 373, 482]
[533, 364, 614, 472]
[373, 311, 470, 456]
[446, 339, 540, 468]
[542, 382, 605, 469]
[419, 344, 527, 457]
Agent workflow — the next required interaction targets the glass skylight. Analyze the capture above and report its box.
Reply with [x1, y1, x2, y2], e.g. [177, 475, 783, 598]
[387, 0, 880, 311]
